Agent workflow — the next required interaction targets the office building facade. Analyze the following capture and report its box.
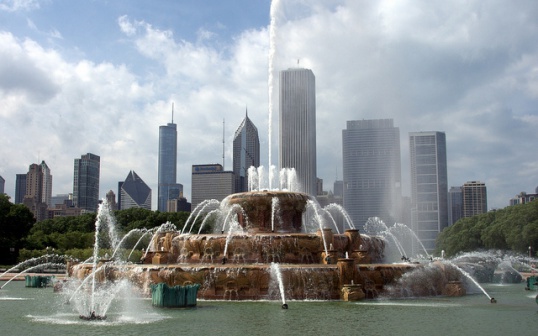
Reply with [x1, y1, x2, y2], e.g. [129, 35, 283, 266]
[232, 111, 260, 193]
[462, 181, 487, 217]
[73, 153, 100, 212]
[343, 119, 402, 230]
[409, 131, 448, 253]
[191, 164, 234, 209]
[279, 68, 317, 195]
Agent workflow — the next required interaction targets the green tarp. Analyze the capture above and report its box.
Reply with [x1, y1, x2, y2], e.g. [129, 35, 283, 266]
[25, 275, 54, 288]
[527, 275, 538, 290]
[150, 283, 200, 308]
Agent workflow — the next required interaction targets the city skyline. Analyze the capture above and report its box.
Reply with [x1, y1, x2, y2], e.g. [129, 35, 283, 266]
[1, 1, 537, 212]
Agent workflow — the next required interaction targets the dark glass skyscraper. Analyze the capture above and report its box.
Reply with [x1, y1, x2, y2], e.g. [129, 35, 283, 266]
[279, 68, 317, 195]
[15, 174, 27, 204]
[158, 121, 181, 211]
[120, 170, 151, 210]
[233, 111, 260, 193]
[342, 119, 402, 230]
[73, 153, 100, 212]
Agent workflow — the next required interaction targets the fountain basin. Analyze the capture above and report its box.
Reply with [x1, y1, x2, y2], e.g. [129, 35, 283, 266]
[225, 191, 310, 233]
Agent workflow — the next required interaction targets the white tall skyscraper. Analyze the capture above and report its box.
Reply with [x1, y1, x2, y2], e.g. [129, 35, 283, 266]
[409, 131, 448, 254]
[279, 68, 317, 196]
[342, 119, 402, 230]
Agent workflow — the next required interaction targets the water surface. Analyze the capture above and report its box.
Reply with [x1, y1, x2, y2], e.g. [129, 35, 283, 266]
[1, 281, 537, 336]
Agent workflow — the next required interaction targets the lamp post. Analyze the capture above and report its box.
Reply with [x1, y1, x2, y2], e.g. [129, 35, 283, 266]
[529, 246, 532, 259]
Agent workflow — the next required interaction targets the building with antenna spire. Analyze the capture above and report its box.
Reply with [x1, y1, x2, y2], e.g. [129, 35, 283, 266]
[158, 104, 183, 212]
[233, 109, 260, 193]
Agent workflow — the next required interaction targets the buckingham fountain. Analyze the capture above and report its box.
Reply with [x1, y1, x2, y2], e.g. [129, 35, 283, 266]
[66, 167, 472, 317]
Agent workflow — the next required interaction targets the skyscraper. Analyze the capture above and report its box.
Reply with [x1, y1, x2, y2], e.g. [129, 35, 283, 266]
[191, 164, 234, 209]
[40, 160, 52, 207]
[279, 68, 317, 195]
[409, 131, 448, 253]
[22, 161, 51, 222]
[158, 118, 182, 211]
[73, 153, 100, 212]
[0, 175, 4, 194]
[462, 181, 487, 217]
[342, 119, 402, 229]
[233, 110, 260, 193]
[120, 171, 151, 210]
[15, 174, 27, 204]
[448, 186, 463, 225]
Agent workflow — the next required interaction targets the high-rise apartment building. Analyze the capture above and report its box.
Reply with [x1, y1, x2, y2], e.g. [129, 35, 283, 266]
[409, 131, 448, 253]
[73, 153, 100, 212]
[191, 164, 233, 209]
[232, 111, 260, 193]
[279, 68, 317, 195]
[448, 186, 463, 225]
[158, 119, 182, 211]
[0, 175, 4, 194]
[22, 161, 51, 222]
[40, 161, 52, 207]
[462, 181, 487, 217]
[342, 119, 402, 229]
[15, 174, 27, 204]
[120, 171, 151, 210]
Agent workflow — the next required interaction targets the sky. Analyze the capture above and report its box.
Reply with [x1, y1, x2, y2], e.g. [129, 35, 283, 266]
[1, 0, 537, 212]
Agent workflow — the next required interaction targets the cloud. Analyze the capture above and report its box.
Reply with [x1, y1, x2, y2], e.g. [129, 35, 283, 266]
[0, 32, 59, 109]
[0, 0, 39, 12]
[1, 0, 538, 213]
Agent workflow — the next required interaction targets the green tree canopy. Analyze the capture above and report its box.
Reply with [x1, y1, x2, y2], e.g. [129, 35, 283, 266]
[0, 194, 35, 263]
[436, 200, 538, 257]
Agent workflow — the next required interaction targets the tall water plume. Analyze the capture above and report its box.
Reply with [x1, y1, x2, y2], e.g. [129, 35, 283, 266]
[267, 0, 281, 188]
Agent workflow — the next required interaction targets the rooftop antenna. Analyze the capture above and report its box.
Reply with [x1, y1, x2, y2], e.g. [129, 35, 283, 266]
[222, 118, 225, 169]
[171, 102, 174, 123]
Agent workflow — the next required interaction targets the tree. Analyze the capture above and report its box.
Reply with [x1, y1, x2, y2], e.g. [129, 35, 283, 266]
[0, 194, 35, 264]
[436, 200, 538, 257]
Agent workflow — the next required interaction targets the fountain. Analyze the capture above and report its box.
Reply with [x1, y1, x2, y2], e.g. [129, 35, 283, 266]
[67, 185, 424, 302]
[58, 0, 496, 306]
